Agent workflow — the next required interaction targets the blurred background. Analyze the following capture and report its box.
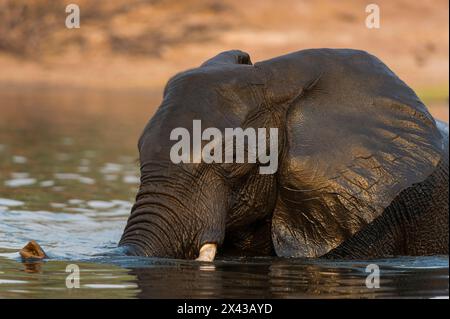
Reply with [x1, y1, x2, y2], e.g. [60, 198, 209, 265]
[0, 0, 448, 110]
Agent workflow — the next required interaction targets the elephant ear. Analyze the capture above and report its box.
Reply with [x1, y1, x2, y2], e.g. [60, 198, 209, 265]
[268, 49, 444, 257]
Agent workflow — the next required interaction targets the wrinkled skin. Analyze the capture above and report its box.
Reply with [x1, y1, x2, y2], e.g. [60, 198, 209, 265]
[119, 49, 449, 260]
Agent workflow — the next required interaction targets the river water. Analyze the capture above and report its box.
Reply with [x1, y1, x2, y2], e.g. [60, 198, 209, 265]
[0, 89, 448, 299]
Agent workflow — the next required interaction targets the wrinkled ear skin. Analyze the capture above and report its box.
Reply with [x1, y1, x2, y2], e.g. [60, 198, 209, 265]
[255, 49, 444, 257]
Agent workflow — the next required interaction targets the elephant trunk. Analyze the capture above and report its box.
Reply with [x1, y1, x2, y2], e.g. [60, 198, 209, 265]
[118, 194, 177, 257]
[119, 168, 229, 260]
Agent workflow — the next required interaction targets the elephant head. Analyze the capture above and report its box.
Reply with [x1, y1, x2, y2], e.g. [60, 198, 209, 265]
[119, 49, 443, 260]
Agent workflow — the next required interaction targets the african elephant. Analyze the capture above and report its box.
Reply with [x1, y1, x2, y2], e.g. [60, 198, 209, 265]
[119, 49, 449, 261]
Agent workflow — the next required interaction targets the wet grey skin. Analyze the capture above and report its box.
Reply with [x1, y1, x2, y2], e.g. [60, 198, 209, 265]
[119, 49, 449, 261]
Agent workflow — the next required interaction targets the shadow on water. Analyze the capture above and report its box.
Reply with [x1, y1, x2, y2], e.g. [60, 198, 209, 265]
[0, 89, 448, 298]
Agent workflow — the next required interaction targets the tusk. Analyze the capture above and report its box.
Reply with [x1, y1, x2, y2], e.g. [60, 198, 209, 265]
[195, 243, 217, 262]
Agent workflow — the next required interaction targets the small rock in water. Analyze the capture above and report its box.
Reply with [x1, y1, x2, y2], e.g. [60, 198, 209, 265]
[19, 241, 47, 260]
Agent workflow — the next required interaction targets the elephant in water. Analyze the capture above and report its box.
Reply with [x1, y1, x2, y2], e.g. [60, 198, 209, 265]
[116, 49, 448, 261]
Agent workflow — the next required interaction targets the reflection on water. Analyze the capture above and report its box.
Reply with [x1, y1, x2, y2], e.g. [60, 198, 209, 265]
[0, 257, 139, 298]
[0, 89, 448, 298]
[0, 255, 448, 298]
[125, 256, 449, 298]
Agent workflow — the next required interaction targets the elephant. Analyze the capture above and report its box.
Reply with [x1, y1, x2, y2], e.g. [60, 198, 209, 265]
[118, 48, 449, 261]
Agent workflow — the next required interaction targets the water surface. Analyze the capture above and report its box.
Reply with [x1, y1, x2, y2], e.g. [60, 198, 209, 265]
[0, 89, 448, 298]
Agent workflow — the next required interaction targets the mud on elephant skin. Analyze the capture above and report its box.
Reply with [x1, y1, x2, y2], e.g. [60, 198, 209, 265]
[117, 48, 448, 261]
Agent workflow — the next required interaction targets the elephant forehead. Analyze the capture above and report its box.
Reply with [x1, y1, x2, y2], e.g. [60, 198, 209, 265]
[160, 66, 264, 123]
[165, 64, 262, 98]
